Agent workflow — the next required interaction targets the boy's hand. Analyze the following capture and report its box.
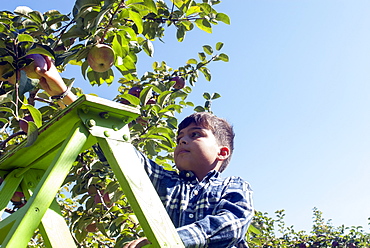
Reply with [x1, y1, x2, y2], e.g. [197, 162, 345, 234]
[36, 56, 77, 105]
[123, 237, 150, 248]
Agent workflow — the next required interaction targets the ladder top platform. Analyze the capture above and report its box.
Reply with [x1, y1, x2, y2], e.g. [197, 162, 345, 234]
[0, 94, 140, 172]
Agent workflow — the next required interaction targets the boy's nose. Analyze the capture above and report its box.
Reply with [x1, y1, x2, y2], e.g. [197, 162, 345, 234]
[178, 137, 187, 145]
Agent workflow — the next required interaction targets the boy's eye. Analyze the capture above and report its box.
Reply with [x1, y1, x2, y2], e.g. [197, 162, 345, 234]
[191, 132, 201, 138]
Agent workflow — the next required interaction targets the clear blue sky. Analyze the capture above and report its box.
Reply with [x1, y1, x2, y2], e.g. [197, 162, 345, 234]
[3, 1, 370, 232]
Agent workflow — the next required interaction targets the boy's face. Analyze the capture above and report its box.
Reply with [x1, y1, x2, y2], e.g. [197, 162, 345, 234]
[174, 123, 229, 180]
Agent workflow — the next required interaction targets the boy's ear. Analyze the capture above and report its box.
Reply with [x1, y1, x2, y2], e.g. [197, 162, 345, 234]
[218, 146, 230, 161]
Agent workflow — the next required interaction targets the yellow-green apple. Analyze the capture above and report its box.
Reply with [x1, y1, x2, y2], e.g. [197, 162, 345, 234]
[23, 54, 48, 79]
[171, 76, 185, 89]
[87, 44, 115, 72]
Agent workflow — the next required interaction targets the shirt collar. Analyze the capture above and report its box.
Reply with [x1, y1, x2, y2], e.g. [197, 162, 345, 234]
[179, 170, 220, 182]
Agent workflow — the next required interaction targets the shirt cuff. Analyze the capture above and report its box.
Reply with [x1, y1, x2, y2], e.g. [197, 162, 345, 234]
[177, 223, 207, 248]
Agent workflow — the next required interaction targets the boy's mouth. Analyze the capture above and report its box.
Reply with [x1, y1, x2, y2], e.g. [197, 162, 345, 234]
[176, 149, 189, 155]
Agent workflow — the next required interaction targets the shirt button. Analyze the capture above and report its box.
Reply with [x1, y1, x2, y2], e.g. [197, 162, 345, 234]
[189, 213, 194, 218]
[193, 190, 198, 195]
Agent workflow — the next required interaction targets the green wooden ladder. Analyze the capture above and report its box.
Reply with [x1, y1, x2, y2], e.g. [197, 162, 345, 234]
[0, 95, 184, 248]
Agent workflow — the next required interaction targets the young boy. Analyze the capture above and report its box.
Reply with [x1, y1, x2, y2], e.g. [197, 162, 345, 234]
[36, 58, 254, 248]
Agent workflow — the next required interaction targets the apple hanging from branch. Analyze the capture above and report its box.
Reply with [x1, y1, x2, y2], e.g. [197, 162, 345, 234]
[171, 76, 185, 89]
[22, 54, 48, 79]
[19, 115, 34, 133]
[87, 44, 115, 72]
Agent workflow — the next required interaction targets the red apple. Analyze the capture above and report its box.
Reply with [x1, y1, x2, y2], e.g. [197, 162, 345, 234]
[11, 191, 25, 202]
[136, 117, 148, 126]
[94, 191, 112, 207]
[87, 44, 115, 72]
[22, 54, 48, 79]
[19, 115, 34, 133]
[171, 76, 185, 89]
[86, 222, 98, 232]
[146, 98, 156, 105]
[128, 86, 141, 98]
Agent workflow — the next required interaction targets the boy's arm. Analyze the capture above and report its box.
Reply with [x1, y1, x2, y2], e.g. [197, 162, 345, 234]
[176, 180, 254, 248]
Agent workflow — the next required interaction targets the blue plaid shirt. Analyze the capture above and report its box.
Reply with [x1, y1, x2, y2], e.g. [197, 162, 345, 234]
[138, 152, 254, 248]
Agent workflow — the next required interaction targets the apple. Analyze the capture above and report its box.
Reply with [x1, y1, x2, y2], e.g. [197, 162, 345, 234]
[171, 76, 185, 89]
[128, 86, 141, 97]
[86, 222, 98, 232]
[94, 190, 112, 207]
[22, 54, 48, 79]
[11, 191, 25, 202]
[19, 115, 34, 133]
[136, 117, 148, 126]
[87, 44, 115, 72]
[146, 98, 156, 105]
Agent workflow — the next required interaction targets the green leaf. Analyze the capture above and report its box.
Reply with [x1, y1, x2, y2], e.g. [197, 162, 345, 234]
[157, 91, 172, 107]
[215, 42, 224, 51]
[143, 0, 158, 14]
[171, 0, 183, 9]
[186, 58, 197, 64]
[25, 121, 38, 147]
[216, 13, 230, 25]
[217, 53, 229, 62]
[0, 117, 8, 124]
[186, 6, 202, 16]
[18, 71, 38, 96]
[199, 3, 212, 15]
[23, 104, 42, 128]
[211, 92, 221, 100]
[194, 106, 205, 112]
[26, 47, 54, 59]
[203, 45, 213, 55]
[112, 34, 128, 59]
[199, 67, 211, 81]
[29, 11, 44, 25]
[120, 93, 140, 105]
[198, 52, 206, 61]
[129, 10, 143, 34]
[17, 34, 34, 43]
[248, 224, 262, 235]
[176, 26, 186, 42]
[0, 107, 14, 115]
[166, 117, 177, 129]
[203, 92, 211, 100]
[140, 86, 153, 106]
[145, 140, 156, 156]
[195, 19, 212, 33]
[142, 39, 154, 57]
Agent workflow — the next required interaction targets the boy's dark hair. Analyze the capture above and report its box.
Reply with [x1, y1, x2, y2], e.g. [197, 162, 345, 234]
[177, 112, 235, 172]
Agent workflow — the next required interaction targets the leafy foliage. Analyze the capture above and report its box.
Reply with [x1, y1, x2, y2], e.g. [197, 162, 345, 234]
[0, 0, 230, 246]
[247, 208, 370, 248]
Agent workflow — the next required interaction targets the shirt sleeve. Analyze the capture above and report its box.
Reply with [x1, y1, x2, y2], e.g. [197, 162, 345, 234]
[176, 179, 254, 248]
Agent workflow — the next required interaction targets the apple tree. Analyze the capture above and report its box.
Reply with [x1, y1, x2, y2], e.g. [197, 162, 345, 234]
[0, 0, 230, 246]
[247, 208, 370, 247]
